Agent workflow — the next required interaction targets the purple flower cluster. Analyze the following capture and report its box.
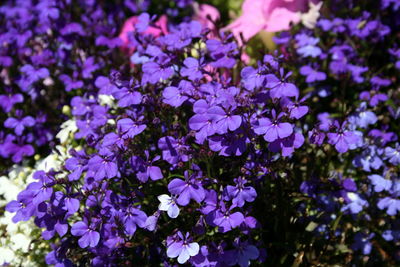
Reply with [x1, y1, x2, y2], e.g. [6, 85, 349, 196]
[4, 11, 309, 265]
[0, 0, 150, 169]
[275, 0, 400, 263]
[3, 0, 400, 266]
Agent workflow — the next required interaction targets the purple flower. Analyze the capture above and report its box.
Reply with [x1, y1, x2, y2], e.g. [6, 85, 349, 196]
[163, 82, 189, 107]
[368, 175, 392, 192]
[206, 39, 237, 68]
[136, 13, 150, 32]
[212, 203, 244, 233]
[158, 136, 190, 164]
[4, 113, 35, 136]
[378, 197, 400, 216]
[327, 122, 361, 153]
[166, 232, 200, 264]
[0, 93, 23, 113]
[252, 110, 293, 142]
[299, 65, 326, 83]
[341, 192, 368, 214]
[208, 105, 242, 134]
[130, 151, 163, 182]
[351, 233, 374, 255]
[142, 55, 174, 84]
[87, 149, 118, 180]
[117, 117, 146, 139]
[168, 174, 205, 206]
[59, 74, 83, 92]
[224, 177, 257, 207]
[6, 190, 36, 223]
[113, 85, 142, 107]
[281, 96, 309, 119]
[123, 207, 147, 236]
[180, 57, 203, 81]
[224, 239, 260, 267]
[384, 144, 400, 165]
[241, 65, 268, 91]
[267, 69, 298, 99]
[71, 221, 100, 248]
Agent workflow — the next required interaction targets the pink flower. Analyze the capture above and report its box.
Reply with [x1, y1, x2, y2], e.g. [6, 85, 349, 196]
[226, 0, 316, 45]
[118, 15, 168, 51]
[193, 3, 220, 35]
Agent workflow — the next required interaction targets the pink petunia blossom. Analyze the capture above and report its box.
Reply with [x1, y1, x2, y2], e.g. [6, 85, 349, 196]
[193, 3, 220, 36]
[226, 0, 317, 45]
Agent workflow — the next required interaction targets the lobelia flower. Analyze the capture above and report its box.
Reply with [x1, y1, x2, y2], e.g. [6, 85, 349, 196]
[384, 144, 400, 165]
[267, 68, 299, 99]
[241, 64, 269, 91]
[368, 174, 392, 192]
[378, 197, 400, 216]
[59, 74, 83, 92]
[206, 38, 238, 69]
[180, 57, 204, 81]
[4, 111, 35, 136]
[112, 84, 142, 107]
[87, 149, 118, 180]
[281, 95, 309, 119]
[117, 116, 147, 139]
[224, 239, 260, 267]
[123, 206, 147, 236]
[130, 151, 163, 182]
[158, 136, 190, 164]
[299, 65, 326, 83]
[212, 202, 244, 233]
[142, 54, 174, 84]
[166, 232, 200, 264]
[65, 149, 88, 181]
[252, 109, 293, 142]
[268, 132, 305, 156]
[158, 194, 180, 218]
[348, 102, 377, 129]
[224, 177, 257, 207]
[168, 172, 205, 206]
[163, 81, 190, 107]
[341, 192, 368, 214]
[6, 190, 37, 223]
[351, 233, 375, 255]
[352, 146, 383, 172]
[71, 221, 100, 248]
[327, 121, 362, 153]
[0, 93, 23, 113]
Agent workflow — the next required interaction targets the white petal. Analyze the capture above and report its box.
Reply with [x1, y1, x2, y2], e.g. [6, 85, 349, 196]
[167, 204, 180, 218]
[158, 194, 172, 211]
[187, 242, 200, 256]
[177, 247, 190, 264]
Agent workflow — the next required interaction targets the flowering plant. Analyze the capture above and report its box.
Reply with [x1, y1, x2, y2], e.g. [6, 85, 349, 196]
[1, 0, 400, 266]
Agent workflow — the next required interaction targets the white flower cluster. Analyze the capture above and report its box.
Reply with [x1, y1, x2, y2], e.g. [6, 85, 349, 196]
[0, 165, 42, 266]
[0, 144, 71, 266]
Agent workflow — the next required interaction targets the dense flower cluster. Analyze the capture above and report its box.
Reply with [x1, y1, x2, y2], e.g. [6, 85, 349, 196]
[0, 0, 153, 170]
[5, 12, 312, 264]
[1, 0, 400, 266]
[274, 0, 400, 264]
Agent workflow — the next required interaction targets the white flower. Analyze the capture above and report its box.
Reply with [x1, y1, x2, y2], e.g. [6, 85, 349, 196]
[56, 119, 77, 143]
[0, 247, 15, 265]
[98, 94, 116, 107]
[10, 233, 31, 252]
[158, 194, 180, 218]
[301, 1, 323, 29]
